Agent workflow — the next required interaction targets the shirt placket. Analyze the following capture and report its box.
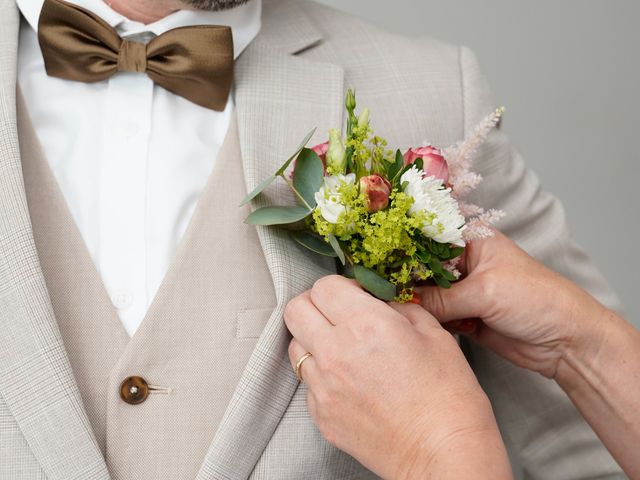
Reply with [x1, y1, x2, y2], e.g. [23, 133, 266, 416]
[98, 67, 154, 336]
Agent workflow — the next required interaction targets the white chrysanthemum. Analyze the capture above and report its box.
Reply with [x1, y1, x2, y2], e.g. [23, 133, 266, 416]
[314, 173, 356, 224]
[401, 167, 466, 246]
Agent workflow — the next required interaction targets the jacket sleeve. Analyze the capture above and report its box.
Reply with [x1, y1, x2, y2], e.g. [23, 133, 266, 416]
[459, 45, 626, 479]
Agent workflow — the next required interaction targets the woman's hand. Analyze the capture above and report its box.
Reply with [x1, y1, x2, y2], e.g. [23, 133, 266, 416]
[285, 276, 512, 480]
[417, 231, 610, 379]
[418, 231, 640, 478]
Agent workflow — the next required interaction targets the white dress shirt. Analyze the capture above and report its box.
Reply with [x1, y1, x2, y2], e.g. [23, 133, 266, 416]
[17, 0, 262, 336]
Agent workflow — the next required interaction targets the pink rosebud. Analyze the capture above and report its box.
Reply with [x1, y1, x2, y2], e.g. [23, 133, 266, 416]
[403, 146, 449, 183]
[311, 141, 329, 167]
[359, 174, 392, 213]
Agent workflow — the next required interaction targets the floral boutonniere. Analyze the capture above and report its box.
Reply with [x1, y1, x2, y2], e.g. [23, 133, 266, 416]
[241, 90, 504, 303]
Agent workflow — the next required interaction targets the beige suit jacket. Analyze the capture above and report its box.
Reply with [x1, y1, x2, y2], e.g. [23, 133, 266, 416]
[0, 0, 625, 478]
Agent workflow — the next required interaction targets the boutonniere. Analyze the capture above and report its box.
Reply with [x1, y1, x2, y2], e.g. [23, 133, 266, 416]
[241, 90, 504, 303]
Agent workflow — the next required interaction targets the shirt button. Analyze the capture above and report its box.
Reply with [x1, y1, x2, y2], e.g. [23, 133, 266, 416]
[120, 376, 149, 405]
[111, 290, 133, 309]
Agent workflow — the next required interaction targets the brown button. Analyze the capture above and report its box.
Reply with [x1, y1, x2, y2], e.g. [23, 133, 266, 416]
[120, 376, 149, 405]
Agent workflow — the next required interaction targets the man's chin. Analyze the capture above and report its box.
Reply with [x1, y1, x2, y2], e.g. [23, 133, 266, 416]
[179, 0, 251, 12]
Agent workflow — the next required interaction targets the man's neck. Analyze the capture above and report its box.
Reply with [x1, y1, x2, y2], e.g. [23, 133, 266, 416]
[105, 0, 192, 24]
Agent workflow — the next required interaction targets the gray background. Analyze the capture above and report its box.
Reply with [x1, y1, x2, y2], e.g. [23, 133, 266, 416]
[315, 0, 640, 324]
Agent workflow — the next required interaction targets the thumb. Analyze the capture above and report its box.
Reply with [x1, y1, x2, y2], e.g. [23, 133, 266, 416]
[415, 278, 485, 323]
[388, 302, 440, 336]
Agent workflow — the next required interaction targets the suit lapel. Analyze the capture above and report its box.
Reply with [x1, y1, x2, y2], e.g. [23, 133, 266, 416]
[196, 2, 344, 479]
[0, 2, 111, 479]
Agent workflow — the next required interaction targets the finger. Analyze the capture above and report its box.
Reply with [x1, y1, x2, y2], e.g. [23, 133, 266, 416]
[284, 290, 333, 353]
[288, 338, 319, 386]
[310, 275, 394, 326]
[415, 280, 485, 323]
[388, 302, 439, 335]
[471, 325, 537, 369]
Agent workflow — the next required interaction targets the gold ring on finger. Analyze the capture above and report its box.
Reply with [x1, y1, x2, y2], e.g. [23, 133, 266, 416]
[295, 352, 313, 382]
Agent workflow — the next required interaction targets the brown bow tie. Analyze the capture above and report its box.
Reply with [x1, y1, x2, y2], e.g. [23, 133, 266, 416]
[37, 0, 234, 111]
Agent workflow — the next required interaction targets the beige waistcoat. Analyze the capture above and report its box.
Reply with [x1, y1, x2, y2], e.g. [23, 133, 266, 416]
[19, 98, 277, 480]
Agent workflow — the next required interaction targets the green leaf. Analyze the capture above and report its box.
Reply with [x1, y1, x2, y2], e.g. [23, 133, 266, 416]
[293, 148, 324, 207]
[428, 257, 443, 274]
[275, 128, 317, 176]
[441, 270, 457, 281]
[388, 149, 404, 181]
[245, 206, 311, 226]
[427, 240, 446, 257]
[291, 231, 337, 257]
[354, 265, 397, 301]
[416, 249, 432, 264]
[328, 234, 346, 265]
[394, 157, 424, 189]
[239, 128, 317, 206]
[448, 246, 465, 260]
[239, 175, 276, 207]
[434, 275, 452, 289]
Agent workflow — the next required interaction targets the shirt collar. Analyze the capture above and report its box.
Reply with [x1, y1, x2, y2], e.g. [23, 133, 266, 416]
[16, 0, 262, 59]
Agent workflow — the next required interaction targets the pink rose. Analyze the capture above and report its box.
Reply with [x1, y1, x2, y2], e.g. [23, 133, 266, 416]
[311, 141, 329, 168]
[403, 146, 449, 183]
[359, 174, 392, 213]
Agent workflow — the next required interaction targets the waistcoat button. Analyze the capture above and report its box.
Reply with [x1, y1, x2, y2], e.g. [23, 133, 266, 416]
[120, 376, 149, 405]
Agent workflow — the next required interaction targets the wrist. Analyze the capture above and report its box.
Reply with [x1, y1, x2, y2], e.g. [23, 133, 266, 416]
[402, 427, 510, 480]
[396, 396, 510, 479]
[555, 306, 625, 392]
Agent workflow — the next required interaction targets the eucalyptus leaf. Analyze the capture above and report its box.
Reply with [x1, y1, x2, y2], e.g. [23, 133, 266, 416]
[293, 148, 324, 207]
[245, 206, 311, 226]
[291, 231, 337, 257]
[275, 128, 317, 176]
[328, 234, 346, 265]
[239, 127, 317, 206]
[239, 175, 276, 207]
[354, 265, 397, 301]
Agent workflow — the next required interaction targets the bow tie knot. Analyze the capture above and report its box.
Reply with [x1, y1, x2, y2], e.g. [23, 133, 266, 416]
[118, 40, 147, 73]
[38, 0, 235, 111]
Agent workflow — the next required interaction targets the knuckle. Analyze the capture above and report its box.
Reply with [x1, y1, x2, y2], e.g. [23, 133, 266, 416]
[283, 294, 305, 322]
[311, 385, 333, 415]
[352, 314, 389, 340]
[478, 271, 499, 298]
[432, 287, 449, 318]
[317, 347, 346, 376]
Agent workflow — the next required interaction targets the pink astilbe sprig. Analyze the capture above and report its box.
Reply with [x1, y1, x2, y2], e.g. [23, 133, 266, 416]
[463, 209, 506, 242]
[443, 107, 505, 187]
[439, 107, 506, 240]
